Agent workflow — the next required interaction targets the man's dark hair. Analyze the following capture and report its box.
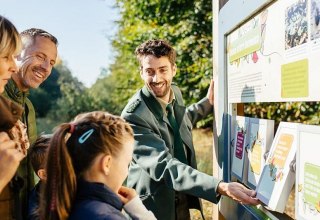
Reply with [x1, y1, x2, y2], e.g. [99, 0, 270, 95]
[29, 134, 51, 173]
[135, 39, 176, 66]
[20, 28, 58, 46]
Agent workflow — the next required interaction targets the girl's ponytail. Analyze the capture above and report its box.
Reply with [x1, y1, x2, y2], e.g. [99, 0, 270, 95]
[40, 123, 77, 220]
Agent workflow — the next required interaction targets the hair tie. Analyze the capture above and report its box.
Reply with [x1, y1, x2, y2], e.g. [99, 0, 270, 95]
[69, 123, 76, 134]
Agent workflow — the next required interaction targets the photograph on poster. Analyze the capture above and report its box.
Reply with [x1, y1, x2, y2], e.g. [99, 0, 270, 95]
[231, 116, 249, 181]
[285, 0, 308, 50]
[311, 0, 320, 41]
[296, 125, 320, 220]
[256, 122, 298, 213]
[246, 118, 274, 189]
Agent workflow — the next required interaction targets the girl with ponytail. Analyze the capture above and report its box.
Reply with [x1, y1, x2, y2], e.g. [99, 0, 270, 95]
[40, 111, 156, 220]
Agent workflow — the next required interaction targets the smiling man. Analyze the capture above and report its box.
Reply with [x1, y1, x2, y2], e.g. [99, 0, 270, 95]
[3, 28, 58, 219]
[5, 28, 57, 143]
[122, 40, 259, 220]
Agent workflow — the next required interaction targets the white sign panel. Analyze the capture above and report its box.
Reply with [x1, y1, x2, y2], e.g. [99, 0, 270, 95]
[227, 0, 320, 103]
[296, 124, 320, 220]
[256, 122, 298, 212]
[246, 118, 274, 189]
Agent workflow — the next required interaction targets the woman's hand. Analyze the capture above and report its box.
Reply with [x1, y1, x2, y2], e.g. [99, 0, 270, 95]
[0, 132, 25, 193]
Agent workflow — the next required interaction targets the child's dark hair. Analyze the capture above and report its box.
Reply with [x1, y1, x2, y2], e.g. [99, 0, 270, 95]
[29, 134, 51, 174]
[40, 111, 133, 220]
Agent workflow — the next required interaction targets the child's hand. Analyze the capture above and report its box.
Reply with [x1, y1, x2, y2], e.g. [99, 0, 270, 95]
[117, 186, 137, 204]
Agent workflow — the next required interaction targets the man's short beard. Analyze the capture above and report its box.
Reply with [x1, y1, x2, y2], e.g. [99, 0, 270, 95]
[154, 86, 170, 98]
[146, 83, 170, 98]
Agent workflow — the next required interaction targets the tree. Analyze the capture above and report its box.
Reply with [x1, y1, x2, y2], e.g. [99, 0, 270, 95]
[91, 0, 213, 126]
[114, 0, 213, 105]
[245, 102, 320, 127]
[36, 63, 97, 133]
[29, 68, 61, 117]
[50, 63, 95, 122]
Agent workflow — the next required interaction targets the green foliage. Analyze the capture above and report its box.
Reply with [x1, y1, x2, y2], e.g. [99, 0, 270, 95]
[89, 0, 213, 126]
[36, 117, 60, 134]
[34, 1, 214, 131]
[33, 63, 98, 133]
[89, 58, 144, 115]
[29, 68, 61, 117]
[49, 64, 96, 122]
[29, 88, 52, 117]
[192, 128, 213, 174]
[245, 102, 320, 126]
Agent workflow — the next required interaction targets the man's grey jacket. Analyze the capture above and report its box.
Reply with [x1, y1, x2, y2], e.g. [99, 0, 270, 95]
[121, 85, 221, 220]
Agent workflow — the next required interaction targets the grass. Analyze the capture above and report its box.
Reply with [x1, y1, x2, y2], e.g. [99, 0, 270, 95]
[190, 128, 214, 220]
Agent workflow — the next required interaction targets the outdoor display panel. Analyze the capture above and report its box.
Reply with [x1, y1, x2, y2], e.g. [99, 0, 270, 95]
[227, 0, 320, 103]
[215, 0, 320, 219]
[296, 124, 320, 220]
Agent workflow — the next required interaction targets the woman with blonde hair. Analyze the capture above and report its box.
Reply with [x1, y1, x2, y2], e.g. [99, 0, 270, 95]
[41, 111, 156, 220]
[0, 15, 21, 93]
[0, 15, 26, 219]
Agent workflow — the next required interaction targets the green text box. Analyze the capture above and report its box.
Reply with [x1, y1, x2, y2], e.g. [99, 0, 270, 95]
[281, 59, 308, 98]
[304, 163, 320, 206]
[229, 26, 261, 62]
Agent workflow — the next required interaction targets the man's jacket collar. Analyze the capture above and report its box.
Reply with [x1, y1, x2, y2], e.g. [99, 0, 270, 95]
[141, 86, 164, 121]
[4, 79, 29, 105]
[141, 85, 186, 127]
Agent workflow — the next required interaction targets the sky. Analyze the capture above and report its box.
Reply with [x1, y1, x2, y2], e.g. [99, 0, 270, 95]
[0, 0, 120, 87]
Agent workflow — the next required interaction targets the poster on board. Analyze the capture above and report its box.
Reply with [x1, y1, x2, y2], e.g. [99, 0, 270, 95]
[256, 122, 298, 213]
[296, 124, 320, 220]
[231, 116, 249, 181]
[226, 0, 320, 103]
[246, 118, 274, 189]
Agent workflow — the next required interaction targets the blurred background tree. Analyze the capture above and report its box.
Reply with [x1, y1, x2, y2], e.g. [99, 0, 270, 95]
[29, 0, 320, 135]
[112, 0, 213, 106]
[94, 0, 214, 125]
[30, 63, 97, 133]
[245, 102, 320, 127]
[29, 68, 61, 118]
[31, 0, 214, 132]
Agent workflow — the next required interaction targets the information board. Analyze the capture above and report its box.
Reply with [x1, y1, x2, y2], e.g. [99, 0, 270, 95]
[227, 0, 320, 103]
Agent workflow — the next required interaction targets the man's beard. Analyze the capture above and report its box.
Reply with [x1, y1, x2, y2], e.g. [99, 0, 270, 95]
[147, 82, 170, 98]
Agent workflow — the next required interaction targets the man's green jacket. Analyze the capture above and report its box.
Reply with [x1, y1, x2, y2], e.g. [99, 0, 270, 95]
[3, 79, 37, 218]
[122, 85, 221, 220]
